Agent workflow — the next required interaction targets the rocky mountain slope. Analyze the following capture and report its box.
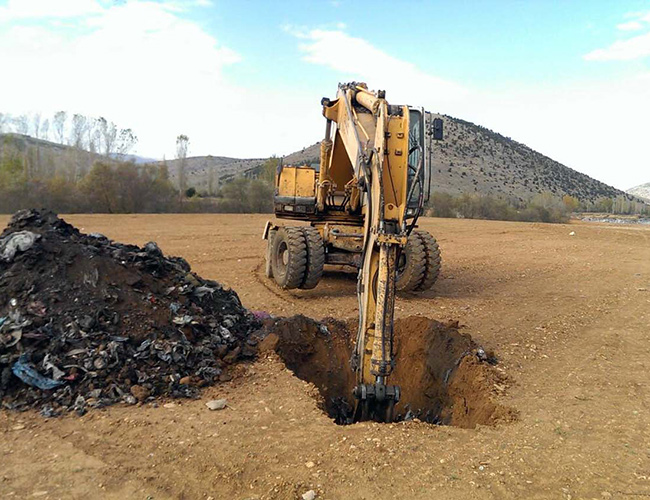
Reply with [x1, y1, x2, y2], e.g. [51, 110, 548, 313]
[160, 115, 632, 204]
[429, 116, 628, 203]
[627, 182, 650, 201]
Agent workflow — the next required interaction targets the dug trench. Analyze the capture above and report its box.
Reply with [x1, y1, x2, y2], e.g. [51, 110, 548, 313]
[257, 314, 517, 428]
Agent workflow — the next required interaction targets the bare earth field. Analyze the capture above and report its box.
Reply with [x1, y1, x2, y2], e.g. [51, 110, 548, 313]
[1, 214, 649, 500]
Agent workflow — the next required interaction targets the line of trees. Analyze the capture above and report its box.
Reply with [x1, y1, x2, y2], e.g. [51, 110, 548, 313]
[427, 192, 570, 223]
[2, 110, 646, 219]
[0, 111, 137, 158]
[608, 195, 649, 215]
[0, 155, 175, 214]
[427, 191, 648, 223]
[0, 127, 278, 214]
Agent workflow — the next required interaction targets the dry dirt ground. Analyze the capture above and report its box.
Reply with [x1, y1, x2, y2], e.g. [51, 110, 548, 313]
[1, 214, 649, 500]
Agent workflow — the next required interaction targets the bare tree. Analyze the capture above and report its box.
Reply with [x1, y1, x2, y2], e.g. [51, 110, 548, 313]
[41, 118, 50, 141]
[96, 117, 137, 157]
[14, 114, 29, 134]
[176, 134, 190, 205]
[176, 134, 189, 160]
[86, 117, 99, 153]
[207, 164, 217, 196]
[53, 111, 67, 144]
[31, 112, 42, 138]
[0, 112, 7, 133]
[98, 117, 116, 156]
[115, 128, 137, 156]
[71, 114, 88, 148]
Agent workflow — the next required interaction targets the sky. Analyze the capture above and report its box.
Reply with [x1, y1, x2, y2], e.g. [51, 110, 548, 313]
[0, 0, 649, 190]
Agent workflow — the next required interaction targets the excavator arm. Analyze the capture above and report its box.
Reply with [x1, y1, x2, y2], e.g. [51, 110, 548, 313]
[320, 83, 422, 421]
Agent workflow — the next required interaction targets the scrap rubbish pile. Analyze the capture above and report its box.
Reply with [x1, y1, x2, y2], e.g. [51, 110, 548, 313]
[0, 210, 260, 416]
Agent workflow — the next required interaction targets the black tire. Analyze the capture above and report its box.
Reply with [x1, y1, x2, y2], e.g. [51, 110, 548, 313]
[396, 233, 427, 292]
[271, 227, 307, 289]
[415, 230, 441, 291]
[299, 227, 325, 289]
[265, 230, 275, 278]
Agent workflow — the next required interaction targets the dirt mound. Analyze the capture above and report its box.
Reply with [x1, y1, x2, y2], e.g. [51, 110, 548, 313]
[0, 210, 259, 415]
[260, 315, 516, 428]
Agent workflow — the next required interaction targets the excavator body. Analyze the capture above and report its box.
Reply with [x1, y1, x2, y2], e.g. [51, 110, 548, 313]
[263, 83, 443, 422]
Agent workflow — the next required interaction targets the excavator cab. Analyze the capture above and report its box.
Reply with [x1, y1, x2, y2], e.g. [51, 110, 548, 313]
[406, 107, 426, 219]
[406, 110, 444, 218]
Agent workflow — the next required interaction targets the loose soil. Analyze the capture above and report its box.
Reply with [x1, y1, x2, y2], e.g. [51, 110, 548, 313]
[1, 214, 649, 500]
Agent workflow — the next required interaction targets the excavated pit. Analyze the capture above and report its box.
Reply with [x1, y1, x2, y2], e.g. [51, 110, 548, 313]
[259, 315, 516, 428]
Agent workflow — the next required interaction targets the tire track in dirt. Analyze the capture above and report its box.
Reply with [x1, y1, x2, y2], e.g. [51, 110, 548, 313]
[251, 260, 299, 305]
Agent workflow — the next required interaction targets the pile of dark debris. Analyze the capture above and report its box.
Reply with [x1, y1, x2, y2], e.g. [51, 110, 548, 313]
[0, 210, 260, 416]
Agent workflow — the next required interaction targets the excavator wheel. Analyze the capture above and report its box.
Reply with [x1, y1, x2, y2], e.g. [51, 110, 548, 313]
[265, 230, 276, 278]
[270, 227, 307, 289]
[414, 230, 441, 291]
[396, 233, 427, 292]
[299, 227, 325, 289]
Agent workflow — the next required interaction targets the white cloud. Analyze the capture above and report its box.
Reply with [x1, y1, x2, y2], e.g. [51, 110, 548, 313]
[616, 20, 643, 31]
[584, 31, 650, 61]
[0, 0, 104, 21]
[587, 10, 650, 61]
[0, 1, 320, 160]
[295, 29, 468, 106]
[625, 10, 650, 22]
[293, 28, 650, 190]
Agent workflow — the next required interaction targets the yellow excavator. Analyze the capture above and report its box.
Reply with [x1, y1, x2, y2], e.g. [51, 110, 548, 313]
[263, 82, 443, 422]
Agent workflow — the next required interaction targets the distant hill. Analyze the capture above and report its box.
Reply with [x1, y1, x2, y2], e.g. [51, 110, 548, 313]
[432, 116, 625, 201]
[428, 115, 628, 204]
[159, 145, 320, 194]
[627, 182, 650, 201]
[161, 155, 264, 194]
[111, 153, 158, 164]
[1, 117, 640, 205]
[157, 115, 634, 204]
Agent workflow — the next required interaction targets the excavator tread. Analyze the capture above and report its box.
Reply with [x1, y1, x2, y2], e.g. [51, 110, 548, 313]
[271, 227, 307, 289]
[415, 230, 441, 291]
[396, 232, 427, 292]
[299, 227, 325, 289]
